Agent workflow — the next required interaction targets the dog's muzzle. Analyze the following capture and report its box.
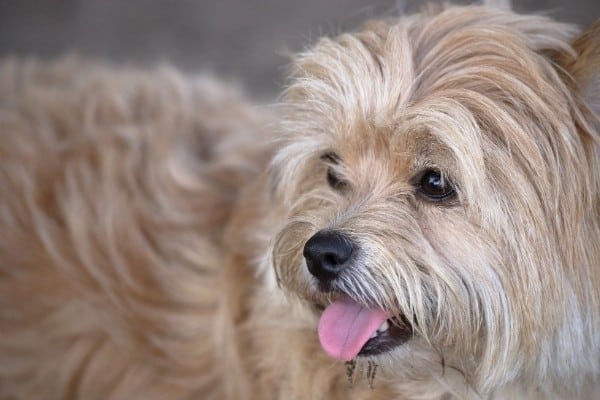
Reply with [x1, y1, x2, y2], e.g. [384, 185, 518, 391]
[303, 230, 413, 360]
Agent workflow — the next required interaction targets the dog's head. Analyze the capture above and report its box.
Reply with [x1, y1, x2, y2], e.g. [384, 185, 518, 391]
[270, 5, 600, 392]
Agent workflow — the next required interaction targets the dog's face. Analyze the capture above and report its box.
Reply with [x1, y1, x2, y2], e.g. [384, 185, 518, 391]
[270, 6, 600, 391]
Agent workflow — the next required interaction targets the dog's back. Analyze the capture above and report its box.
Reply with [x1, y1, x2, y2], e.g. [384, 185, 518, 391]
[0, 58, 269, 399]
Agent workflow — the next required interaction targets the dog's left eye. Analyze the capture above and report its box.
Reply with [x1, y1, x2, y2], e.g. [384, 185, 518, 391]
[418, 170, 455, 201]
[321, 152, 348, 191]
[327, 168, 348, 191]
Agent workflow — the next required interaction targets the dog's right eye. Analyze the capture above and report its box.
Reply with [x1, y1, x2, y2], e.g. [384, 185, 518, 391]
[417, 170, 455, 202]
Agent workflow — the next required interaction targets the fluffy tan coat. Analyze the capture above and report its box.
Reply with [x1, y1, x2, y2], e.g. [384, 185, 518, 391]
[1, 4, 600, 399]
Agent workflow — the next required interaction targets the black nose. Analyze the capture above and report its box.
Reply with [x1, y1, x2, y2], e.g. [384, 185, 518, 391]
[303, 230, 354, 282]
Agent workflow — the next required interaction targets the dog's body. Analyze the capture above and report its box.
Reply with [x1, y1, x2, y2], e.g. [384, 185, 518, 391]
[1, 5, 600, 399]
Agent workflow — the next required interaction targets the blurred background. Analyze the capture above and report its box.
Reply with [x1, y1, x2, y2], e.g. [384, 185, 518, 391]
[0, 0, 598, 99]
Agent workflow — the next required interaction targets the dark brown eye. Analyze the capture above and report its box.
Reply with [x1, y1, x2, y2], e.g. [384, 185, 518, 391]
[418, 170, 455, 201]
[327, 167, 347, 190]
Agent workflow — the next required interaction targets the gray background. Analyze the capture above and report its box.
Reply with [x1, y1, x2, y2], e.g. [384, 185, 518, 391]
[0, 0, 598, 99]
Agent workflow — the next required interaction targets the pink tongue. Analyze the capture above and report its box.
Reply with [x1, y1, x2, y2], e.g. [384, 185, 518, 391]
[317, 297, 387, 361]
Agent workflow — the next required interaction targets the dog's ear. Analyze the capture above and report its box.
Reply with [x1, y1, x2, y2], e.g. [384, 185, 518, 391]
[556, 19, 600, 116]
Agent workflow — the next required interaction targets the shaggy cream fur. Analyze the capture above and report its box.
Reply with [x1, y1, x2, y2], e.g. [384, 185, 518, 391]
[1, 4, 600, 400]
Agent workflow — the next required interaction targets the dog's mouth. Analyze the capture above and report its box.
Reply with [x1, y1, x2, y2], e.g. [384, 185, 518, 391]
[315, 296, 413, 361]
[358, 314, 413, 357]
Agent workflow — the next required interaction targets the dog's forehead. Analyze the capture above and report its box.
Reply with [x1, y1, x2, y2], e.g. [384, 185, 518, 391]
[284, 6, 575, 145]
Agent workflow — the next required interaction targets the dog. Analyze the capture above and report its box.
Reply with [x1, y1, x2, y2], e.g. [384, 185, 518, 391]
[1, 3, 600, 399]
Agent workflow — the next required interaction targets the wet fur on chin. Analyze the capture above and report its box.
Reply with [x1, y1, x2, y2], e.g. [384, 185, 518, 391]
[1, 4, 600, 400]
